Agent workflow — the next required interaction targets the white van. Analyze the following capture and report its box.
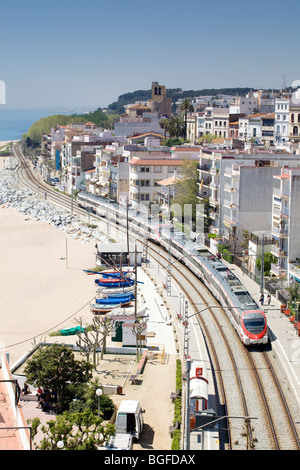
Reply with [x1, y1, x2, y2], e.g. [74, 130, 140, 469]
[115, 400, 144, 440]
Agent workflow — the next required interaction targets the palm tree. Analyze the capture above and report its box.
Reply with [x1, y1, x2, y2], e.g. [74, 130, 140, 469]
[168, 116, 185, 138]
[179, 98, 194, 141]
[159, 118, 170, 139]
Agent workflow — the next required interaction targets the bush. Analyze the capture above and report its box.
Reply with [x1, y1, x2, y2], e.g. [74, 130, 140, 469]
[171, 359, 182, 449]
[173, 398, 182, 425]
[176, 359, 182, 395]
[217, 243, 233, 263]
[171, 429, 181, 450]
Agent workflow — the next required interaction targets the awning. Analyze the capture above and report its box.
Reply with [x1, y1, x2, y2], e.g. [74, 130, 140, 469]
[190, 378, 208, 400]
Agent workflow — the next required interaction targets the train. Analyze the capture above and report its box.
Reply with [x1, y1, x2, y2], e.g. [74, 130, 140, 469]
[77, 191, 268, 346]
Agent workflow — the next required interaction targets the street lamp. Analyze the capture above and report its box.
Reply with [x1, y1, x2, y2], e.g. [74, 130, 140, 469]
[57, 440, 64, 449]
[96, 388, 103, 418]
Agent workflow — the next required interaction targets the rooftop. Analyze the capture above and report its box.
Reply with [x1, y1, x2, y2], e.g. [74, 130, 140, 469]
[129, 158, 184, 166]
[0, 353, 31, 450]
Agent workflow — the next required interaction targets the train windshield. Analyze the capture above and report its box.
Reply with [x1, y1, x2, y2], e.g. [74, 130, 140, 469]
[243, 312, 265, 333]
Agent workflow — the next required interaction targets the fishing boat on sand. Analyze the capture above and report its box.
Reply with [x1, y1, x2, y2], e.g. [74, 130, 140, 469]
[95, 278, 135, 288]
[95, 295, 133, 305]
[97, 285, 136, 296]
[90, 303, 122, 314]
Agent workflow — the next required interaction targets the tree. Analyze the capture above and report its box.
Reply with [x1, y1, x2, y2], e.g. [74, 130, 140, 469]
[256, 252, 276, 276]
[76, 315, 116, 367]
[172, 160, 199, 228]
[287, 283, 300, 303]
[168, 116, 185, 138]
[179, 98, 194, 141]
[24, 344, 93, 409]
[72, 378, 115, 420]
[29, 409, 115, 450]
[159, 118, 170, 139]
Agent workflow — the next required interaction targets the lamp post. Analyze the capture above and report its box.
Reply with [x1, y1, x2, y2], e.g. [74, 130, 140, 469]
[57, 440, 64, 450]
[96, 388, 103, 418]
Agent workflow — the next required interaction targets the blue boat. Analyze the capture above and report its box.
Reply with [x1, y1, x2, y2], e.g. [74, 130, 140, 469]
[95, 279, 135, 288]
[96, 295, 132, 305]
[105, 292, 135, 300]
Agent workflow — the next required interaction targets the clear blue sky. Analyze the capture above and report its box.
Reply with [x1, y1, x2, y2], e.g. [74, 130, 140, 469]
[1, 0, 299, 110]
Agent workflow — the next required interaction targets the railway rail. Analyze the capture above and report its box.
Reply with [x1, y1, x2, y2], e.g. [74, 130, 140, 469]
[11, 145, 300, 450]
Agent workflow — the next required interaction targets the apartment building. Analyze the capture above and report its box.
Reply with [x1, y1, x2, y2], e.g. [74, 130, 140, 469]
[238, 113, 265, 142]
[129, 153, 184, 209]
[289, 88, 300, 144]
[274, 97, 290, 149]
[270, 168, 300, 283]
[229, 92, 258, 115]
[213, 108, 229, 138]
[261, 113, 275, 146]
[197, 149, 300, 249]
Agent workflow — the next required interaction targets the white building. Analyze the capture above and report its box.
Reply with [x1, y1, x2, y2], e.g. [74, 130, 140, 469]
[213, 108, 229, 138]
[129, 154, 185, 209]
[274, 97, 290, 149]
[198, 149, 300, 249]
[270, 167, 300, 283]
[238, 113, 265, 142]
[229, 92, 258, 115]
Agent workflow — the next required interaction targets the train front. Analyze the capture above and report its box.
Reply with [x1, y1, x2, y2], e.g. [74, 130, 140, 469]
[241, 310, 268, 345]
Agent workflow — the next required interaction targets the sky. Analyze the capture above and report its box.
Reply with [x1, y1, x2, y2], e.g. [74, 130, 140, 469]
[0, 0, 300, 110]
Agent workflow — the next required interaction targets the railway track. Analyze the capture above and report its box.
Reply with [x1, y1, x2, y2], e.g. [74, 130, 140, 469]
[11, 145, 300, 450]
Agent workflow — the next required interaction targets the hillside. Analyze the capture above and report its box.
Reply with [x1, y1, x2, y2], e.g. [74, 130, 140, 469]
[107, 86, 254, 113]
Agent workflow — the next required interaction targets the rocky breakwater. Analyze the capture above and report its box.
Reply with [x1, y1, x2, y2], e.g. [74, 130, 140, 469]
[0, 157, 111, 244]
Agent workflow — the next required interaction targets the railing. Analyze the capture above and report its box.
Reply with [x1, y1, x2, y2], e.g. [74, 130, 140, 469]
[289, 263, 300, 281]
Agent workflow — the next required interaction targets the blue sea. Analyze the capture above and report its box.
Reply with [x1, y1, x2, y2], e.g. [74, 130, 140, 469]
[0, 107, 86, 141]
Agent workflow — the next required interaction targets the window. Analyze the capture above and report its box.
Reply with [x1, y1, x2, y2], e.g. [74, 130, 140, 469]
[291, 114, 294, 123]
[141, 167, 150, 173]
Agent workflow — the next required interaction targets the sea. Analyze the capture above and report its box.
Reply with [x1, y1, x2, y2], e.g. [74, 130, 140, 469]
[0, 107, 89, 142]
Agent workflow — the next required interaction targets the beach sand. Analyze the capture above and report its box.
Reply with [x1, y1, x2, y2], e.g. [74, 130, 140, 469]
[0, 206, 97, 366]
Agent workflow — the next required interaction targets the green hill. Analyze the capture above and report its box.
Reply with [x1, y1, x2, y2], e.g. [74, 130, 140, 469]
[107, 86, 255, 113]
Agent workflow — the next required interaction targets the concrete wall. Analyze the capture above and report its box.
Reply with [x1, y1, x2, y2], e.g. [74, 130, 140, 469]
[238, 166, 279, 235]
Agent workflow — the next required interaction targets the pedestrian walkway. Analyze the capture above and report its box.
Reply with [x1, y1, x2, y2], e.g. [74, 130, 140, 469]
[144, 258, 220, 450]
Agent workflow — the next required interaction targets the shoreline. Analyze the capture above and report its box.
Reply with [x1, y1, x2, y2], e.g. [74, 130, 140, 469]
[0, 205, 98, 366]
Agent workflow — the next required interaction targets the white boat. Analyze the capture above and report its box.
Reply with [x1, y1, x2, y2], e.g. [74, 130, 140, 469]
[97, 285, 136, 296]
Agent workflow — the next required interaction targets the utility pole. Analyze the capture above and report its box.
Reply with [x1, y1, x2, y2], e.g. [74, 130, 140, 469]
[183, 299, 191, 450]
[260, 233, 265, 294]
[126, 196, 130, 265]
[166, 237, 172, 296]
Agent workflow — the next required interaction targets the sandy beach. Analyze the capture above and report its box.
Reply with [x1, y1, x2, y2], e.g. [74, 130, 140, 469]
[0, 205, 97, 366]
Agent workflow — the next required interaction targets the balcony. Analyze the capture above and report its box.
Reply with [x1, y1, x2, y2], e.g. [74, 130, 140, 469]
[271, 226, 288, 238]
[271, 263, 287, 277]
[210, 167, 219, 175]
[271, 246, 287, 257]
[198, 164, 211, 172]
[201, 177, 211, 186]
[289, 263, 300, 282]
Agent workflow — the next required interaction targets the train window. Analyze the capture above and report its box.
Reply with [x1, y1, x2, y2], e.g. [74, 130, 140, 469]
[234, 290, 253, 305]
[243, 313, 265, 332]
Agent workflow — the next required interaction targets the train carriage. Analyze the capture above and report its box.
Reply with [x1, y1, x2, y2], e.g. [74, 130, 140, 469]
[76, 192, 268, 346]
